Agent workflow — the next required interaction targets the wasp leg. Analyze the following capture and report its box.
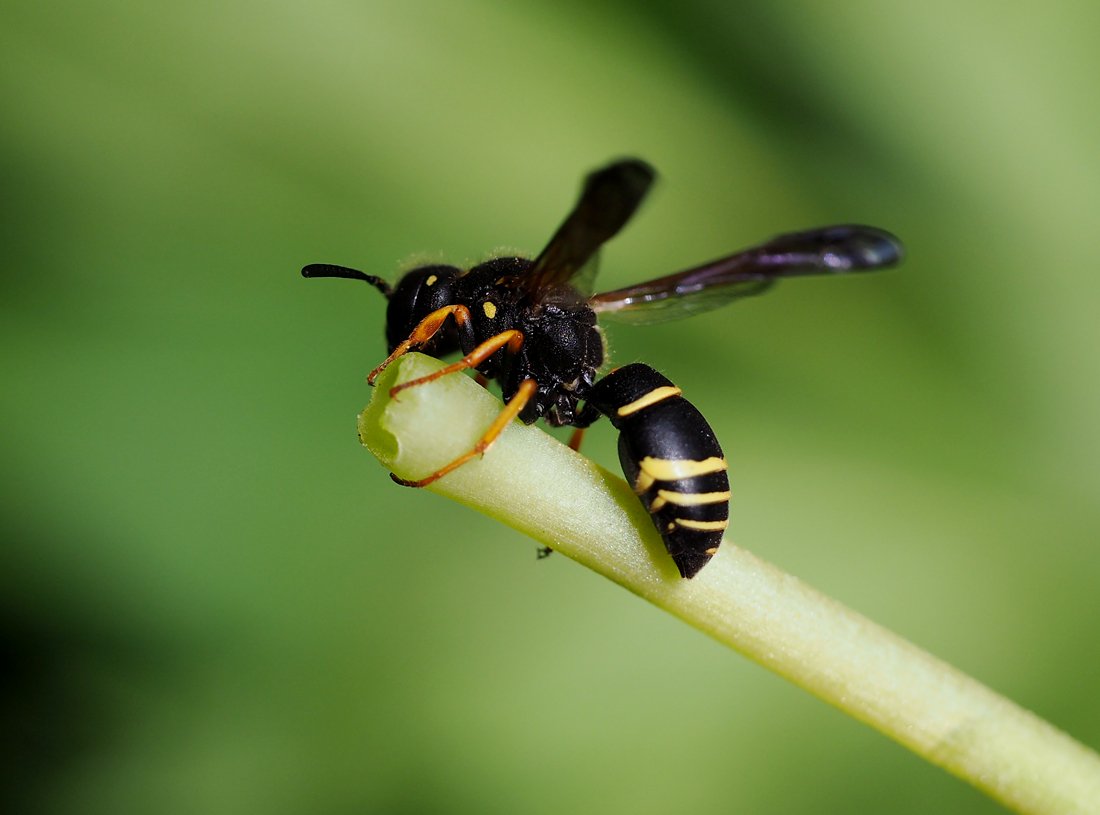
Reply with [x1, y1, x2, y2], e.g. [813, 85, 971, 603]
[474, 373, 490, 389]
[367, 304, 474, 385]
[391, 378, 539, 488]
[389, 330, 524, 398]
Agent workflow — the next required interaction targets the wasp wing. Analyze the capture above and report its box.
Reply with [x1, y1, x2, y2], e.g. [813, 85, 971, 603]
[518, 158, 655, 299]
[590, 224, 903, 324]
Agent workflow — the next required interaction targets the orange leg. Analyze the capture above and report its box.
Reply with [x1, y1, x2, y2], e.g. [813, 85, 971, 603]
[389, 330, 524, 398]
[367, 305, 472, 385]
[391, 379, 539, 488]
[474, 373, 490, 389]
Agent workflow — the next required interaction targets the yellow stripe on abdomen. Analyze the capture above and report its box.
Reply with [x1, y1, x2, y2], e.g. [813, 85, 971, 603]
[616, 386, 682, 417]
[634, 455, 728, 493]
[671, 518, 729, 532]
[648, 489, 731, 513]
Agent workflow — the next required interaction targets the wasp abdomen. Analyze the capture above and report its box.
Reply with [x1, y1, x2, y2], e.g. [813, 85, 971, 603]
[586, 363, 729, 578]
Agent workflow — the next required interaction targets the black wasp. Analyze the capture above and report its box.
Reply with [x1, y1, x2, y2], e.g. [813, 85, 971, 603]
[303, 159, 903, 578]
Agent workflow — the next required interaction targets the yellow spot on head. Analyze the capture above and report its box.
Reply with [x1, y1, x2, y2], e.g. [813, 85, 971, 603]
[705, 546, 719, 556]
[482, 301, 498, 319]
[425, 274, 438, 286]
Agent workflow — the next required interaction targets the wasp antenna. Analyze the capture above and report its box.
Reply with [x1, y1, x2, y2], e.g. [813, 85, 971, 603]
[301, 263, 393, 298]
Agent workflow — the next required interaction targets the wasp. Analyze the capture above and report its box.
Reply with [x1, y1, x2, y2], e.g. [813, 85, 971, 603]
[303, 159, 902, 578]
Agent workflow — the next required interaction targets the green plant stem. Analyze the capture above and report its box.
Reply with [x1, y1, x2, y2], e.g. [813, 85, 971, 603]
[359, 353, 1100, 815]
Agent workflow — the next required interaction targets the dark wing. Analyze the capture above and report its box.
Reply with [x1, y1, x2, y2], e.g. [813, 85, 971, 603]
[517, 158, 656, 299]
[590, 224, 903, 324]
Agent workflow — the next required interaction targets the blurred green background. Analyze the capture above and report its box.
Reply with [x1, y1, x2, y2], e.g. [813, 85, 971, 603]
[3, 1, 1098, 813]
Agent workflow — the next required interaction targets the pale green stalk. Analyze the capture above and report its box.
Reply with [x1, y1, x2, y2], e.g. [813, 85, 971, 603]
[359, 353, 1100, 815]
